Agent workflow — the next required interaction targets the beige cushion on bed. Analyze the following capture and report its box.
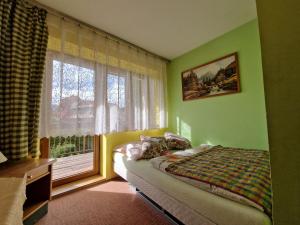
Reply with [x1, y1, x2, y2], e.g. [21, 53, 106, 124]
[164, 132, 192, 150]
[126, 146, 144, 160]
[140, 141, 163, 160]
[140, 135, 168, 152]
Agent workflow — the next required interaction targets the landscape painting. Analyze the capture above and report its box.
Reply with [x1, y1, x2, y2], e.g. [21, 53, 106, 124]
[181, 52, 240, 101]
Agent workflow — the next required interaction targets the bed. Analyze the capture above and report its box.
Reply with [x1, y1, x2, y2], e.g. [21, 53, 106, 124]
[0, 177, 26, 225]
[105, 129, 272, 225]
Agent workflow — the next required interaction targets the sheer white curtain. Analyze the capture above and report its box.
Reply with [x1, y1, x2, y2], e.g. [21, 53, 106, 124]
[39, 14, 167, 137]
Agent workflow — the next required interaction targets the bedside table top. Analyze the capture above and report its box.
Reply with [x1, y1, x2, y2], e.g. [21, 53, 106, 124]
[0, 158, 56, 178]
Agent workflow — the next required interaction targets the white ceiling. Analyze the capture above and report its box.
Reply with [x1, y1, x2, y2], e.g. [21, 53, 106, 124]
[37, 0, 257, 60]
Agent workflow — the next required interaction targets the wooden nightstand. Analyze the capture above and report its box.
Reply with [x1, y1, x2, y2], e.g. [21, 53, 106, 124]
[0, 158, 56, 225]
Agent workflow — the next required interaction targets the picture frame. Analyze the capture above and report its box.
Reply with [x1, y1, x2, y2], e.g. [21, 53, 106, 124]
[181, 52, 240, 101]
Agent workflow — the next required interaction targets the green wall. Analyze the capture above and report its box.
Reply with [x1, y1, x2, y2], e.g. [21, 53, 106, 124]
[167, 19, 269, 150]
[256, 0, 300, 224]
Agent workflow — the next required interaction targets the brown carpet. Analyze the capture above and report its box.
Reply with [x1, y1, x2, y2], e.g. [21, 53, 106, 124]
[37, 179, 173, 225]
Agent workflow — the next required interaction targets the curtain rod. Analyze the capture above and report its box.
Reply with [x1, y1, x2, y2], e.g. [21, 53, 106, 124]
[28, 0, 170, 63]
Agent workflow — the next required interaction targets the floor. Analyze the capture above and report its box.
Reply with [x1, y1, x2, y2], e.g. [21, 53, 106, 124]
[52, 152, 93, 180]
[37, 178, 174, 225]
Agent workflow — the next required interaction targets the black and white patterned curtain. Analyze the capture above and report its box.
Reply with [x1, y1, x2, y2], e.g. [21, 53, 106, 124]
[0, 0, 48, 159]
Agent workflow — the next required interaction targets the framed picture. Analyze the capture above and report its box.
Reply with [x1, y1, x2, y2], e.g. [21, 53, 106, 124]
[181, 52, 240, 101]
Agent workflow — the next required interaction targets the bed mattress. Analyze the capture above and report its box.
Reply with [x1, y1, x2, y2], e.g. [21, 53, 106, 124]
[113, 152, 271, 225]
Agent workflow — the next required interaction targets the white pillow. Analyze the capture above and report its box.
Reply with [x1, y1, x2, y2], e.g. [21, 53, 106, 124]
[113, 141, 141, 154]
[168, 144, 214, 158]
[126, 147, 144, 160]
[173, 151, 194, 156]
[198, 144, 213, 150]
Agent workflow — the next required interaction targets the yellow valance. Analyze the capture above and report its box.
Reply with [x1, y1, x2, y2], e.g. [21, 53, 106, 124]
[47, 14, 166, 79]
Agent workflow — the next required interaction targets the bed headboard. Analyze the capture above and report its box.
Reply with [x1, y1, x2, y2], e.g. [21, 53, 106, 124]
[100, 128, 167, 179]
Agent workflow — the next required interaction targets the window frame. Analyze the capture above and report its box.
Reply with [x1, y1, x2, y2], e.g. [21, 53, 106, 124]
[40, 52, 100, 187]
[40, 135, 100, 187]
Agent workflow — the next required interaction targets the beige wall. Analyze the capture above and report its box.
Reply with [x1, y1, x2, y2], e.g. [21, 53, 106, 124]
[256, 0, 300, 224]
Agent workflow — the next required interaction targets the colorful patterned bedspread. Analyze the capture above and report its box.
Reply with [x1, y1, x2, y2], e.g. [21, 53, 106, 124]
[164, 146, 272, 217]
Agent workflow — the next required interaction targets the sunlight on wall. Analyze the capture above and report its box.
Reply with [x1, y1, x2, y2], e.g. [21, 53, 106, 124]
[180, 120, 192, 141]
[205, 140, 215, 146]
[176, 116, 192, 141]
[176, 117, 180, 134]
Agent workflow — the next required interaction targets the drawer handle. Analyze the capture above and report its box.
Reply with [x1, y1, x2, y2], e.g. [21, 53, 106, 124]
[27, 174, 33, 179]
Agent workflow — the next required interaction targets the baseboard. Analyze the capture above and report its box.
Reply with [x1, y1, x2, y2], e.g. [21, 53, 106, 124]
[52, 175, 106, 198]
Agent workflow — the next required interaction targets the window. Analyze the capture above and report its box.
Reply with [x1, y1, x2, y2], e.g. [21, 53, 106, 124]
[44, 58, 99, 185]
[41, 15, 167, 187]
[40, 55, 166, 186]
[43, 12, 167, 137]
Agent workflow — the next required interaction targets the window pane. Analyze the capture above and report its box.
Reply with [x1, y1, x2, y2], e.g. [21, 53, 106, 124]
[50, 135, 94, 180]
[62, 62, 79, 99]
[107, 74, 125, 108]
[79, 67, 94, 101]
[51, 59, 95, 135]
[119, 76, 125, 108]
[78, 67, 95, 131]
[107, 74, 118, 105]
[52, 60, 61, 107]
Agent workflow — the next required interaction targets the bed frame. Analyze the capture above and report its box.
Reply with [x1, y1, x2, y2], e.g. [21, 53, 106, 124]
[114, 162, 216, 225]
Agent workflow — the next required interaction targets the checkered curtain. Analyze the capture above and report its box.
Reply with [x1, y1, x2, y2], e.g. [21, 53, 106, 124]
[0, 0, 48, 159]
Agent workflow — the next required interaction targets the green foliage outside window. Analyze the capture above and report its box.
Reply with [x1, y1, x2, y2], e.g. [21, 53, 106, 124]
[50, 136, 93, 158]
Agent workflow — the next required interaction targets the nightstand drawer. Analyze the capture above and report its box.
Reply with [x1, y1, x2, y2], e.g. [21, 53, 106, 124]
[26, 166, 49, 183]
